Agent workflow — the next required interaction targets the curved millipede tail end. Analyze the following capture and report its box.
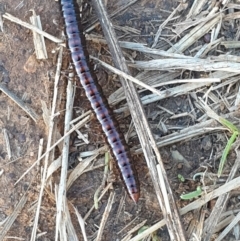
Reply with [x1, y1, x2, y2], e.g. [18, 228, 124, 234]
[131, 192, 140, 203]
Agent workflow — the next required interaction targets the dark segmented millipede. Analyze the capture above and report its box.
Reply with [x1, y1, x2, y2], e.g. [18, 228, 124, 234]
[60, 0, 140, 202]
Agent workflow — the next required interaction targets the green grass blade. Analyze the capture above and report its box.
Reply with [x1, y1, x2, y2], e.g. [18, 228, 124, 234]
[180, 186, 202, 200]
[217, 131, 238, 177]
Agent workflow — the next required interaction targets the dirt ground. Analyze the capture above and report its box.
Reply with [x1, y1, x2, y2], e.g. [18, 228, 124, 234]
[0, 0, 239, 241]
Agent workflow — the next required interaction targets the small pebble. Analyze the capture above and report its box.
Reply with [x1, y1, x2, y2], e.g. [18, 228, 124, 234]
[177, 163, 183, 169]
[204, 33, 211, 43]
[201, 136, 212, 151]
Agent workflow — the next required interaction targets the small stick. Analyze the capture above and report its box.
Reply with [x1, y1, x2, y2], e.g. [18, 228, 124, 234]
[0, 13, 3, 32]
[3, 128, 12, 160]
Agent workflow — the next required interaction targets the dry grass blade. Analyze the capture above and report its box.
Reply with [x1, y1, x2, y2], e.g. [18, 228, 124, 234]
[27, 138, 44, 241]
[120, 41, 193, 59]
[187, 0, 208, 19]
[187, 208, 207, 240]
[168, 13, 222, 53]
[121, 219, 148, 241]
[46, 156, 62, 180]
[152, 2, 183, 48]
[3, 128, 12, 160]
[85, 0, 138, 33]
[14, 114, 91, 186]
[92, 0, 186, 240]
[0, 195, 27, 241]
[66, 145, 107, 190]
[202, 147, 240, 241]
[215, 211, 240, 241]
[115, 82, 211, 114]
[95, 192, 115, 241]
[30, 46, 63, 241]
[117, 216, 138, 235]
[221, 41, 240, 48]
[55, 75, 74, 241]
[109, 71, 182, 106]
[0, 83, 39, 122]
[129, 174, 240, 241]
[0, 12, 3, 32]
[65, 203, 79, 241]
[29, 10, 47, 59]
[72, 205, 87, 241]
[83, 182, 113, 221]
[130, 58, 240, 73]
[90, 55, 163, 97]
[3, 12, 63, 44]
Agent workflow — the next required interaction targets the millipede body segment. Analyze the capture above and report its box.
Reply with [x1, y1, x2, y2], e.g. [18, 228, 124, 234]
[60, 0, 140, 202]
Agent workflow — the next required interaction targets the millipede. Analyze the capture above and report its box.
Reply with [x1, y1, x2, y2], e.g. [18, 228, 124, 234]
[60, 0, 140, 202]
